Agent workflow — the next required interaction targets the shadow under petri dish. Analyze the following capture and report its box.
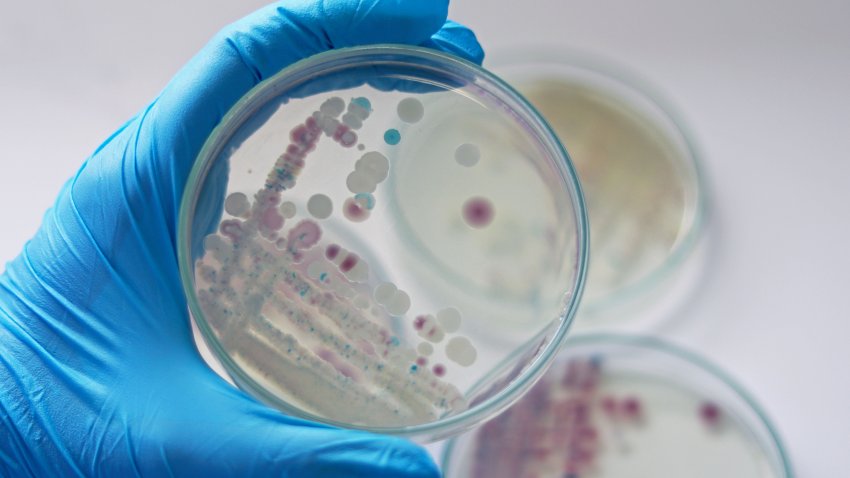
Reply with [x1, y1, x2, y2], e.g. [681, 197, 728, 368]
[491, 53, 705, 328]
[442, 334, 793, 478]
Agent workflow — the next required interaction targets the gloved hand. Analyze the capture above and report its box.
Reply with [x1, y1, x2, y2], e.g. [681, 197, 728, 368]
[0, 1, 483, 476]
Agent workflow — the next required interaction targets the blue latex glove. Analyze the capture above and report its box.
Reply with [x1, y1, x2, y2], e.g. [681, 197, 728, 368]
[0, 1, 483, 476]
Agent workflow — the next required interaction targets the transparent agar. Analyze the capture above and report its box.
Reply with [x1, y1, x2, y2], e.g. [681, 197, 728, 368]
[490, 52, 705, 326]
[178, 46, 588, 440]
[442, 335, 792, 478]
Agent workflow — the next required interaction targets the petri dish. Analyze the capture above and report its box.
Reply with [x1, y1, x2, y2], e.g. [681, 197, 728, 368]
[489, 49, 706, 327]
[442, 334, 793, 478]
[177, 45, 588, 441]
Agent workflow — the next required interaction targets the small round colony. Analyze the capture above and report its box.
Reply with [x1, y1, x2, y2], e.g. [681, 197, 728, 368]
[397, 97, 425, 123]
[307, 194, 333, 219]
[224, 192, 250, 217]
[454, 143, 480, 167]
[384, 129, 401, 145]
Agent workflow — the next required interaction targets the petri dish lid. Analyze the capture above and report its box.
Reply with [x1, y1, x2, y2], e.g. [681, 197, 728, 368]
[489, 48, 707, 330]
[442, 333, 793, 477]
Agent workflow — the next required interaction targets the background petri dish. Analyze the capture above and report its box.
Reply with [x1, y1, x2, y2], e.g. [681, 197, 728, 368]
[442, 334, 793, 477]
[177, 45, 588, 441]
[489, 50, 706, 328]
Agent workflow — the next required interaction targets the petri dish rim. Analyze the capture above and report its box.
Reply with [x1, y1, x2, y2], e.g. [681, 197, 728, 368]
[176, 44, 590, 439]
[441, 333, 795, 477]
[488, 46, 709, 316]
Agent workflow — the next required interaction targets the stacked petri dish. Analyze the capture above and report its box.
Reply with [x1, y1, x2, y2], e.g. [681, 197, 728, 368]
[178, 45, 589, 441]
[490, 50, 707, 330]
[441, 335, 793, 478]
[438, 50, 792, 478]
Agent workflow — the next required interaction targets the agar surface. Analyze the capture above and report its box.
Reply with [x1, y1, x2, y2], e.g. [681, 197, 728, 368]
[466, 357, 749, 478]
[195, 96, 486, 427]
[518, 80, 693, 306]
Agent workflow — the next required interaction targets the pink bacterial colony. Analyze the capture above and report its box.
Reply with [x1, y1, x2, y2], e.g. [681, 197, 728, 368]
[469, 357, 727, 478]
[463, 196, 495, 228]
[194, 96, 477, 426]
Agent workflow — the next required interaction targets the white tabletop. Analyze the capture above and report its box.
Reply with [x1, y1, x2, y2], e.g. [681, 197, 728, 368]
[1, 1, 847, 475]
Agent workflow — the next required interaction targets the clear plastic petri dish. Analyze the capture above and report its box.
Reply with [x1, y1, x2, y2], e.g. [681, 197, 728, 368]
[177, 45, 588, 441]
[488, 49, 706, 328]
[441, 334, 793, 477]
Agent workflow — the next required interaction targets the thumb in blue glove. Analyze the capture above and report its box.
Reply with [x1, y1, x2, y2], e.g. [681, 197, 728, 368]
[0, 1, 483, 476]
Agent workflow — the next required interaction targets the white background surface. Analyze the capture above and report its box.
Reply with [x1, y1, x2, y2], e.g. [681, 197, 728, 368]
[1, 1, 848, 476]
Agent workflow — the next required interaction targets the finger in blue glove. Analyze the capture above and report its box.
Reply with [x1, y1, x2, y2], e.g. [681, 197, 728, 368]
[0, 1, 483, 476]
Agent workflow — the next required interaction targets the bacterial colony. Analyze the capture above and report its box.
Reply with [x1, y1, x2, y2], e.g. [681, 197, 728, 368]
[194, 95, 490, 427]
[463, 357, 774, 478]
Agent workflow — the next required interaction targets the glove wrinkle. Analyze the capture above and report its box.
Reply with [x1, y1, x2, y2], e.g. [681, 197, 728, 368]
[276, 4, 332, 55]
[224, 35, 265, 86]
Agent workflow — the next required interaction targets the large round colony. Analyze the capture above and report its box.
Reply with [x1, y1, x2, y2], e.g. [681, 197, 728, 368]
[194, 96, 492, 426]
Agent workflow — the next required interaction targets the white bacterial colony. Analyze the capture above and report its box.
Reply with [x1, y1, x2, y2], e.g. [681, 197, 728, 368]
[195, 96, 486, 427]
[372, 281, 411, 316]
[454, 143, 480, 167]
[436, 307, 462, 333]
[445, 337, 477, 367]
[279, 201, 297, 218]
[397, 97, 425, 123]
[224, 192, 250, 217]
[307, 194, 333, 219]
